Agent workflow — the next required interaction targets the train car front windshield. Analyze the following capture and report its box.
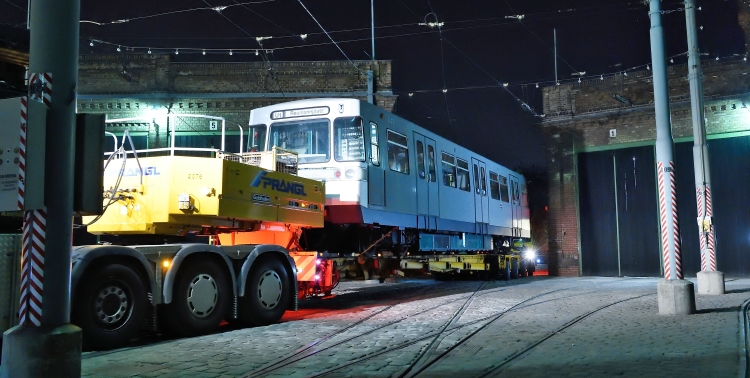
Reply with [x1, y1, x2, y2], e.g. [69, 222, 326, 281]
[269, 116, 366, 165]
[270, 119, 330, 163]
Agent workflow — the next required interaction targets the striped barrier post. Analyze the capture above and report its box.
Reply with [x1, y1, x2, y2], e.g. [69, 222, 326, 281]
[657, 161, 682, 280]
[18, 72, 52, 327]
[705, 186, 716, 271]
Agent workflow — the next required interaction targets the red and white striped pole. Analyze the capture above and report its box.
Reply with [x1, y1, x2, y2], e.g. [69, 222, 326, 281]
[1, 0, 82, 374]
[685, 0, 723, 294]
[648, 0, 695, 315]
[17, 73, 52, 327]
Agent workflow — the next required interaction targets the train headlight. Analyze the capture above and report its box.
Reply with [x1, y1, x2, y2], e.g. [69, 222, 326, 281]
[523, 248, 536, 261]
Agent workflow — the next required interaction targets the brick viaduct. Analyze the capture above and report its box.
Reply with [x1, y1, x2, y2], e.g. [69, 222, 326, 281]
[541, 0, 750, 276]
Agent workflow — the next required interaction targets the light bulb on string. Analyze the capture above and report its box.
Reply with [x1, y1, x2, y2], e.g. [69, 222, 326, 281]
[229, 50, 233, 56]
[647, 64, 650, 70]
[578, 78, 581, 83]
[148, 48, 151, 54]
[202, 50, 206, 55]
[535, 83, 539, 88]
[175, 49, 179, 55]
[89, 40, 94, 47]
[670, 58, 674, 63]
[255, 50, 259, 56]
[117, 45, 121, 52]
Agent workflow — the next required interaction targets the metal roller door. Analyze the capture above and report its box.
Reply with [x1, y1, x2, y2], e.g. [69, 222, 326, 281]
[675, 136, 750, 277]
[578, 146, 661, 277]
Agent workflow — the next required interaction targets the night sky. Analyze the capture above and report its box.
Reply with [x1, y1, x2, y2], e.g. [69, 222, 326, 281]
[0, 0, 745, 171]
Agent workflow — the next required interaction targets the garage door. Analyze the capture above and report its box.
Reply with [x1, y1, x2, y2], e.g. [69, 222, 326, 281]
[675, 136, 750, 277]
[578, 146, 661, 277]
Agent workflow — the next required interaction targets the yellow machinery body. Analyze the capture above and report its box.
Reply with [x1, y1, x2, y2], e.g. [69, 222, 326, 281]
[86, 153, 324, 235]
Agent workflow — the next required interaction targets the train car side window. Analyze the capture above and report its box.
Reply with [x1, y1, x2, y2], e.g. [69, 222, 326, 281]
[499, 175, 510, 203]
[480, 167, 487, 196]
[416, 140, 426, 179]
[427, 146, 437, 182]
[473, 164, 480, 194]
[334, 116, 365, 162]
[489, 172, 500, 200]
[247, 124, 267, 152]
[456, 158, 471, 192]
[369, 122, 380, 166]
[441, 152, 456, 187]
[387, 130, 410, 174]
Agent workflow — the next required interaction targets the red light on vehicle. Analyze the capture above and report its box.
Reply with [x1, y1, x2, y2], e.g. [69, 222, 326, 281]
[334, 170, 341, 178]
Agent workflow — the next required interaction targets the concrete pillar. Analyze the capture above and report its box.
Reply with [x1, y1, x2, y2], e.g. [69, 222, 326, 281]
[697, 271, 725, 295]
[657, 279, 696, 315]
[1, 325, 81, 378]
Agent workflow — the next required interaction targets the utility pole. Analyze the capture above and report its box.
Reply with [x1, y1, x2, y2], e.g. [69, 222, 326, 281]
[367, 0, 375, 104]
[685, 0, 723, 294]
[554, 29, 558, 85]
[647, 0, 695, 315]
[1, 0, 82, 375]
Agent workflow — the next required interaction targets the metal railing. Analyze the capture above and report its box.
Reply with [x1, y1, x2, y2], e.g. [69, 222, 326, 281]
[220, 147, 298, 175]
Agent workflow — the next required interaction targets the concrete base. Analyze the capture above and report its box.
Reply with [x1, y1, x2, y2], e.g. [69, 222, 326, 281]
[657, 279, 696, 315]
[0, 324, 81, 378]
[697, 270, 725, 295]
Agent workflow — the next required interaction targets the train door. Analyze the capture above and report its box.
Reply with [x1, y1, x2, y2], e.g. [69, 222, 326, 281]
[414, 132, 439, 225]
[471, 158, 489, 226]
[509, 175, 521, 237]
[368, 121, 385, 206]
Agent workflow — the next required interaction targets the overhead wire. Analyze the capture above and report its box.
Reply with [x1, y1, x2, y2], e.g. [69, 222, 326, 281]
[75, 0, 720, 56]
[79, 0, 276, 26]
[420, 0, 466, 146]
[229, 0, 328, 55]
[296, 0, 367, 77]
[198, 0, 287, 98]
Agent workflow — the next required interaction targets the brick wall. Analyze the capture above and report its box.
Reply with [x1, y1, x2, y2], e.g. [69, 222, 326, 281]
[76, 54, 396, 148]
[541, 59, 750, 276]
[539, 0, 750, 276]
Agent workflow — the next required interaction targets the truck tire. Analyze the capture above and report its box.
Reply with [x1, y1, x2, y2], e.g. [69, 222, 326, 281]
[503, 264, 510, 281]
[519, 260, 527, 277]
[527, 262, 536, 277]
[73, 263, 148, 350]
[164, 258, 231, 337]
[511, 260, 519, 279]
[239, 257, 290, 326]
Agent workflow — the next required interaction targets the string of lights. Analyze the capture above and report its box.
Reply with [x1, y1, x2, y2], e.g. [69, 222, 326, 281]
[78, 0, 276, 26]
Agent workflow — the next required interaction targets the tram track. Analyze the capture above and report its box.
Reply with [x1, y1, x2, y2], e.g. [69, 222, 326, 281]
[247, 280, 491, 377]
[472, 292, 656, 378]
[306, 279, 647, 377]
[739, 296, 750, 378]
[306, 287, 574, 378]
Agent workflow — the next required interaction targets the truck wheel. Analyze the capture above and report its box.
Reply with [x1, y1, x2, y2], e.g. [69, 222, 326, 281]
[239, 257, 290, 326]
[519, 260, 527, 277]
[164, 258, 231, 337]
[528, 262, 536, 276]
[73, 263, 147, 350]
[511, 260, 519, 279]
[503, 264, 510, 281]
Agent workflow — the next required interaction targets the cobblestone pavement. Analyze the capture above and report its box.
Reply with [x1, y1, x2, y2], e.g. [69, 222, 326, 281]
[80, 276, 750, 378]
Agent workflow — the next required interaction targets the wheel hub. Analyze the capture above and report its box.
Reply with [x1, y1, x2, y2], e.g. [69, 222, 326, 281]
[257, 270, 282, 309]
[187, 274, 218, 317]
[95, 285, 129, 326]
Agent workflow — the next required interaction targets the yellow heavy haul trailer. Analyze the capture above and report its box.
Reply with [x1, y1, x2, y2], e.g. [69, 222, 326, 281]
[74, 131, 331, 349]
[397, 237, 536, 280]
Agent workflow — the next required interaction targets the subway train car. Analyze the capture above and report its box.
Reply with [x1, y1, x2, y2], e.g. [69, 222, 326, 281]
[248, 98, 532, 277]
